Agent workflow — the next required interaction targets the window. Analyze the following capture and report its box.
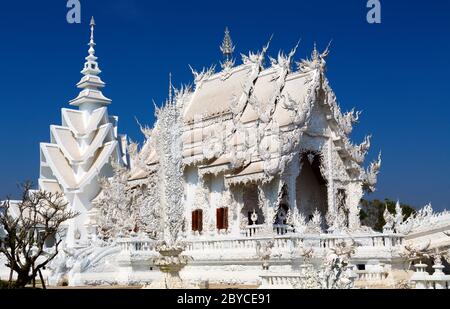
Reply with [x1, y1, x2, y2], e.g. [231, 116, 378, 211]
[357, 264, 366, 271]
[191, 209, 203, 232]
[44, 233, 56, 248]
[216, 207, 229, 230]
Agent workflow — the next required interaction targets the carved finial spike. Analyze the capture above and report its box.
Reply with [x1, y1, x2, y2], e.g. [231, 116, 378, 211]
[265, 34, 274, 51]
[220, 26, 235, 61]
[312, 42, 319, 60]
[89, 17, 96, 47]
[293, 38, 301, 54]
[168, 72, 173, 104]
[325, 39, 333, 53]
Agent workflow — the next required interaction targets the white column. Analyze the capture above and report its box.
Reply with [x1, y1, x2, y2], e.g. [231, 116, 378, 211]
[231, 186, 243, 236]
[347, 182, 363, 230]
[286, 154, 300, 213]
[326, 136, 335, 217]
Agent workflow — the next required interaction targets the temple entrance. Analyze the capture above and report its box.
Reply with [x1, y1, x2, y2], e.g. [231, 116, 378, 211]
[296, 152, 328, 220]
[241, 185, 264, 225]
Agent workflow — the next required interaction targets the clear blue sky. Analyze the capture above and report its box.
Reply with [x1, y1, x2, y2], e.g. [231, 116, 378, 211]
[0, 0, 449, 210]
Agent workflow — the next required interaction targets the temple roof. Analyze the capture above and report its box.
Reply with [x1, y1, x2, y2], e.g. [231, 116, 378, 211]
[183, 64, 314, 125]
[183, 65, 252, 122]
[128, 39, 379, 186]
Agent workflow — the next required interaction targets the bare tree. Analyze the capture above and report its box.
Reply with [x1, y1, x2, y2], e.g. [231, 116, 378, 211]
[0, 182, 78, 289]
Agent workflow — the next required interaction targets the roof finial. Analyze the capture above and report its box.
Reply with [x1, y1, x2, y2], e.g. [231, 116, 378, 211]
[80, 16, 101, 77]
[168, 72, 173, 104]
[220, 27, 235, 61]
[89, 17, 96, 55]
[312, 42, 319, 60]
[70, 16, 111, 108]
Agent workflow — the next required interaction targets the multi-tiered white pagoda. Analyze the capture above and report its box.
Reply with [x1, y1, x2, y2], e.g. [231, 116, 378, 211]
[38, 18, 128, 247]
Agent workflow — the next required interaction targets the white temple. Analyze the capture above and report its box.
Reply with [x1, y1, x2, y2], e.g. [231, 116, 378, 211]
[1, 20, 450, 289]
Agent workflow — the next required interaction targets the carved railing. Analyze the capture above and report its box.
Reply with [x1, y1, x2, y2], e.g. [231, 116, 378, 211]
[241, 224, 266, 237]
[410, 261, 450, 289]
[317, 234, 404, 248]
[259, 269, 358, 289]
[116, 237, 155, 252]
[241, 224, 295, 238]
[239, 224, 404, 248]
[185, 233, 404, 253]
[259, 273, 298, 289]
[410, 275, 450, 289]
[273, 224, 294, 235]
[356, 270, 388, 282]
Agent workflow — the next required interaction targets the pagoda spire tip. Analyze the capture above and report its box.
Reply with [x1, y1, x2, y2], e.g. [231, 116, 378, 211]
[220, 26, 235, 61]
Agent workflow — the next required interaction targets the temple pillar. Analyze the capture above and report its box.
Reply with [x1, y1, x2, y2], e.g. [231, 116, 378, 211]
[231, 186, 244, 236]
[260, 177, 282, 233]
[346, 182, 363, 230]
[326, 137, 336, 218]
[286, 154, 300, 214]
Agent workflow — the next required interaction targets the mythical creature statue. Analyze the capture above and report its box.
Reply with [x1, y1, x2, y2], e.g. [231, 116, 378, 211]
[256, 240, 275, 270]
[291, 240, 357, 289]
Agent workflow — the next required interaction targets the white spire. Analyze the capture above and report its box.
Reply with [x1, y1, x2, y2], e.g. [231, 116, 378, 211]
[220, 27, 235, 61]
[81, 16, 101, 77]
[88, 17, 96, 56]
[70, 17, 111, 108]
[220, 27, 236, 70]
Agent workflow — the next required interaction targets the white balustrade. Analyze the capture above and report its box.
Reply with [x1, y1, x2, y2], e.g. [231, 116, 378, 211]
[116, 237, 155, 252]
[356, 270, 388, 281]
[273, 224, 294, 235]
[242, 224, 265, 237]
[186, 233, 404, 254]
[410, 260, 450, 289]
[259, 273, 298, 289]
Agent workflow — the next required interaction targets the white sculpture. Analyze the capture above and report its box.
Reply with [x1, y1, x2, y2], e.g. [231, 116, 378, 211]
[256, 240, 275, 270]
[397, 203, 450, 235]
[383, 206, 395, 233]
[291, 240, 357, 289]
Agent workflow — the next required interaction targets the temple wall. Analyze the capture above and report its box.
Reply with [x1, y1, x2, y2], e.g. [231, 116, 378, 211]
[231, 185, 244, 235]
[209, 174, 225, 211]
[184, 166, 199, 235]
